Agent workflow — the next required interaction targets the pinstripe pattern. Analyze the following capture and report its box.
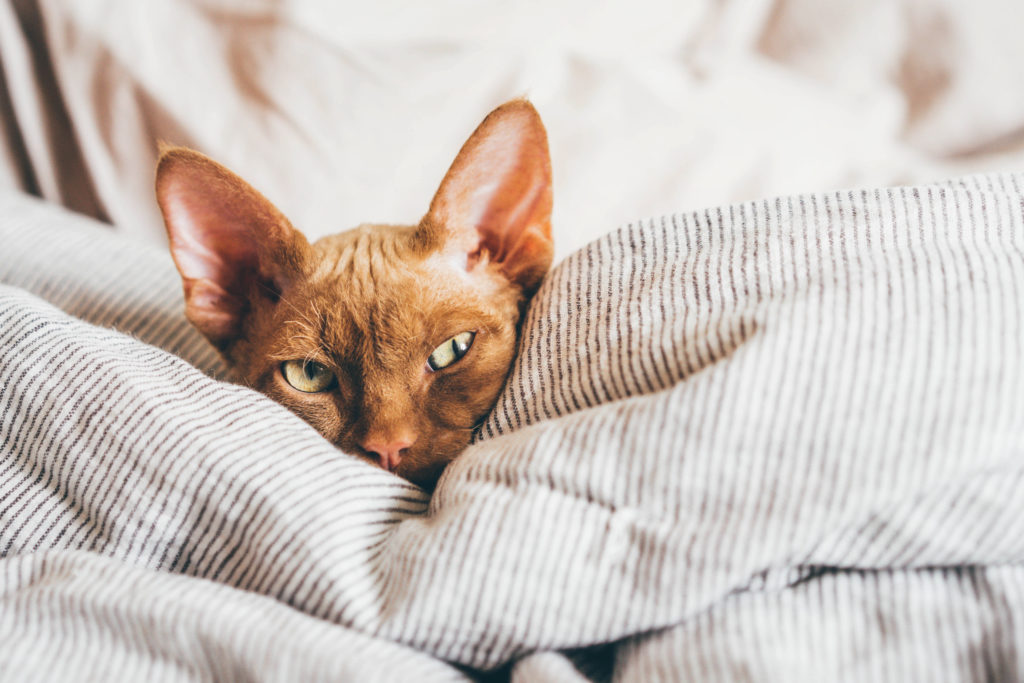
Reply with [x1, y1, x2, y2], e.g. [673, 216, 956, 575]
[0, 193, 222, 376]
[614, 567, 1024, 681]
[0, 552, 467, 683]
[1, 174, 1023, 680]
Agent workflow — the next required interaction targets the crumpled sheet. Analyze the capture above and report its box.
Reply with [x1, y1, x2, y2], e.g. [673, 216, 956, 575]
[1, 169, 1022, 680]
[1, 0, 1024, 262]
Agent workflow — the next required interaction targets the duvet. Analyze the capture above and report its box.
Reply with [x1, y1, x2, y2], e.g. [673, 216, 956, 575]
[1, 174, 1023, 681]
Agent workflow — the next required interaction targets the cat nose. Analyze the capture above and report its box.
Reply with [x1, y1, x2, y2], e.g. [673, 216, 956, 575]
[361, 435, 416, 472]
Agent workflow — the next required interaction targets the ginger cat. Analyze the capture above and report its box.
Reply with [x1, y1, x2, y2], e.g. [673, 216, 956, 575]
[155, 101, 553, 488]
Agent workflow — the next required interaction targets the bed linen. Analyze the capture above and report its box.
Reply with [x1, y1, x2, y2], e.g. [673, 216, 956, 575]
[3, 0, 1024, 262]
[2, 171, 1023, 680]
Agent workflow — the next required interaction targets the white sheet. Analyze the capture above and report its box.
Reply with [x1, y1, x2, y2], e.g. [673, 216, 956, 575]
[2, 0, 1024, 261]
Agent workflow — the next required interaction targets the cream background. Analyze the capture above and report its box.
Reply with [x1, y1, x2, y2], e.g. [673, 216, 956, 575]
[2, 0, 1023, 262]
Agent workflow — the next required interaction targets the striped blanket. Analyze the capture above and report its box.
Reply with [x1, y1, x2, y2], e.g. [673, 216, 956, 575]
[1, 175, 1022, 681]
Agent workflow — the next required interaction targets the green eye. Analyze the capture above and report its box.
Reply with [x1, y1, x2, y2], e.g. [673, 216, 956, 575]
[281, 359, 335, 393]
[427, 331, 475, 371]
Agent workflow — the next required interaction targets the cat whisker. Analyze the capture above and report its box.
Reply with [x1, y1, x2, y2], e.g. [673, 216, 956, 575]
[449, 424, 483, 433]
[272, 288, 322, 331]
[274, 293, 337, 362]
[303, 348, 320, 366]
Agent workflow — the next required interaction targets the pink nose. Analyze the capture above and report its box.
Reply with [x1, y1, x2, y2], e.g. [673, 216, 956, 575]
[361, 436, 415, 472]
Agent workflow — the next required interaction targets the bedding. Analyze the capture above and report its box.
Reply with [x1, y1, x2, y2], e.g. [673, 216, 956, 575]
[3, 0, 1024, 263]
[2, 172, 1023, 680]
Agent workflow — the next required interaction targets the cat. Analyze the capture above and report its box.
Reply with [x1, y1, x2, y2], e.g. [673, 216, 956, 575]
[154, 100, 553, 488]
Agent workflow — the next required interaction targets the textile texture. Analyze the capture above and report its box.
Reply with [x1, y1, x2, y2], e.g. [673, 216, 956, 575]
[3, 0, 1024, 261]
[1, 173, 1023, 680]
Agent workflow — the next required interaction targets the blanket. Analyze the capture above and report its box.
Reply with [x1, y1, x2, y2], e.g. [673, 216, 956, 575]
[1, 173, 1024, 680]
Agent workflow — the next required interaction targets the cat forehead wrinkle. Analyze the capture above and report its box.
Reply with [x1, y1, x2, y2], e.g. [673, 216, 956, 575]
[311, 223, 420, 269]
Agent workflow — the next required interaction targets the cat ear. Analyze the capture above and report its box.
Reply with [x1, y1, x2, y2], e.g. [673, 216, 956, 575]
[155, 148, 310, 350]
[423, 99, 554, 294]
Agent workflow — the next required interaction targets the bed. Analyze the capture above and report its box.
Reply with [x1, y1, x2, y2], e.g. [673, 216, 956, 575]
[2, 1, 1024, 680]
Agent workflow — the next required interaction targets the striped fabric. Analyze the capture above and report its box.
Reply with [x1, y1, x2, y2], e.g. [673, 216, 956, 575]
[1, 174, 1022, 681]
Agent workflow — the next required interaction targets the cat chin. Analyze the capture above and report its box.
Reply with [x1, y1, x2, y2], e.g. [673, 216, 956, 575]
[398, 445, 465, 489]
[402, 463, 449, 490]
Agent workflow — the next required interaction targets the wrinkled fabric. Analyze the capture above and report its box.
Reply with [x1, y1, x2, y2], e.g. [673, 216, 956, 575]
[1, 172, 1023, 679]
[1, 0, 1024, 261]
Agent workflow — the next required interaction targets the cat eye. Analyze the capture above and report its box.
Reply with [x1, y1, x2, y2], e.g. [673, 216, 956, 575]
[427, 331, 475, 371]
[281, 359, 336, 393]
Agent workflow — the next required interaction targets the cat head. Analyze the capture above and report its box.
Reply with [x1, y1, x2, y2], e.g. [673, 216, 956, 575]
[155, 100, 553, 487]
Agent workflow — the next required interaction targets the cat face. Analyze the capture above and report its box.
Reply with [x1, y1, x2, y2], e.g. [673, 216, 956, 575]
[156, 101, 553, 487]
[225, 225, 525, 486]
